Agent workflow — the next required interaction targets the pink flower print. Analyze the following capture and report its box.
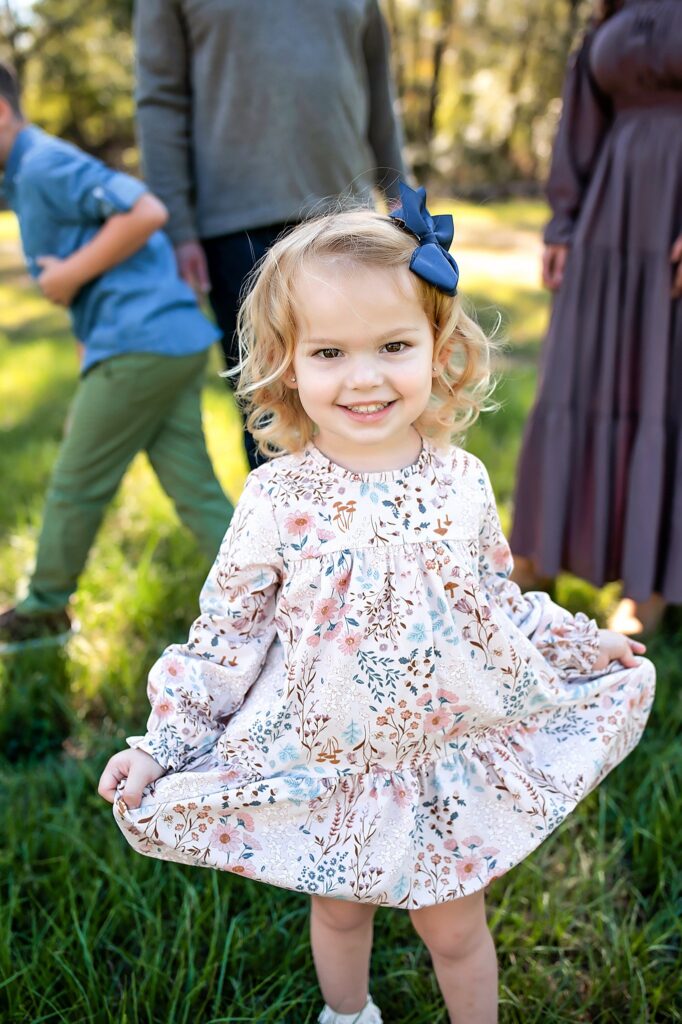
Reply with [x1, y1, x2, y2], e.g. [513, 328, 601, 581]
[436, 688, 460, 703]
[238, 812, 255, 831]
[424, 709, 454, 733]
[306, 634, 321, 648]
[152, 696, 174, 718]
[164, 657, 185, 679]
[231, 863, 256, 878]
[212, 823, 242, 852]
[600, 695, 614, 709]
[462, 835, 483, 847]
[490, 543, 511, 572]
[416, 692, 433, 707]
[456, 855, 483, 882]
[218, 766, 243, 785]
[454, 596, 474, 614]
[479, 847, 499, 858]
[444, 838, 458, 852]
[316, 528, 336, 542]
[313, 598, 340, 624]
[335, 572, 351, 595]
[326, 621, 344, 637]
[392, 783, 411, 807]
[284, 511, 314, 535]
[337, 631, 363, 655]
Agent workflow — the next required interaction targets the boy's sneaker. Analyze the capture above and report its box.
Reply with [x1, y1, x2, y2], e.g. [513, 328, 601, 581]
[318, 996, 383, 1024]
[0, 606, 75, 653]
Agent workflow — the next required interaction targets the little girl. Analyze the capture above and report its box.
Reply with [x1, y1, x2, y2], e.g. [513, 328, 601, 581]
[98, 184, 655, 1024]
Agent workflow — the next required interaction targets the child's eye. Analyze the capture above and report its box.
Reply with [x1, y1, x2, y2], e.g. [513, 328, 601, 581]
[382, 341, 408, 353]
[314, 348, 342, 359]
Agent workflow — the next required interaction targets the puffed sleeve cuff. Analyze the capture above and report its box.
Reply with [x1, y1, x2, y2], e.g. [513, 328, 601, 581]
[537, 611, 600, 676]
[126, 731, 191, 772]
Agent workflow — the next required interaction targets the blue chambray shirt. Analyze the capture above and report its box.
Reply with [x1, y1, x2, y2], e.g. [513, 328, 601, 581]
[1, 126, 219, 373]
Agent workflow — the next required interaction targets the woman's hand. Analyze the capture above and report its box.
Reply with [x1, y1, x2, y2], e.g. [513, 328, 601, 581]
[98, 748, 166, 809]
[671, 235, 682, 299]
[593, 628, 646, 671]
[36, 255, 82, 306]
[542, 243, 569, 291]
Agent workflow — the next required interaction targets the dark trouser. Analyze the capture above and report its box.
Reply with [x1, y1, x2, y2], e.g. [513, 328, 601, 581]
[19, 351, 232, 614]
[202, 224, 290, 470]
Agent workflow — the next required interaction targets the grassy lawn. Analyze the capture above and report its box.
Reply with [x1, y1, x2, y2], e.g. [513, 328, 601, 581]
[1, 203, 680, 1024]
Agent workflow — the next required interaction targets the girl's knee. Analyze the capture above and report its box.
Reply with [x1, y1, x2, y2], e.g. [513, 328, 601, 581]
[409, 892, 489, 961]
[311, 895, 376, 933]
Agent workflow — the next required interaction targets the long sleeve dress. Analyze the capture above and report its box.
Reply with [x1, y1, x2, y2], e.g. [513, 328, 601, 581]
[511, 0, 682, 601]
[115, 443, 654, 908]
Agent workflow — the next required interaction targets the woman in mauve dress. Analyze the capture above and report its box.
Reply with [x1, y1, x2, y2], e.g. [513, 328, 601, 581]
[511, 0, 682, 634]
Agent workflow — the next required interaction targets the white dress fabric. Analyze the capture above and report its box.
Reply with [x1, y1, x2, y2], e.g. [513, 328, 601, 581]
[115, 443, 655, 908]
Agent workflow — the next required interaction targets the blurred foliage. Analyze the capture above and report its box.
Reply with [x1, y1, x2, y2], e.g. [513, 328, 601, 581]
[1, 0, 593, 189]
[0, 0, 136, 165]
[384, 0, 594, 191]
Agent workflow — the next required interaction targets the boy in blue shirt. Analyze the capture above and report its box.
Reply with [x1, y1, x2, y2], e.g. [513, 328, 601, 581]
[0, 63, 233, 651]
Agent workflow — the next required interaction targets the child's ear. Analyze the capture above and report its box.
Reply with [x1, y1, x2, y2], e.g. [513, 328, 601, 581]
[0, 96, 14, 127]
[284, 372, 298, 390]
[433, 335, 456, 374]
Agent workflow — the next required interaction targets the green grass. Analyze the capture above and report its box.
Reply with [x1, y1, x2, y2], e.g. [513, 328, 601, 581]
[1, 204, 680, 1023]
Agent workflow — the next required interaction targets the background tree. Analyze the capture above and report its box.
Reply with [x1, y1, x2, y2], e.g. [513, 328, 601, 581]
[1, 0, 593, 192]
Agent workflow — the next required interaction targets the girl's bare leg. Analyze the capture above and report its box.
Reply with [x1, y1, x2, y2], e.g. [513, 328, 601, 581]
[409, 890, 498, 1024]
[310, 895, 377, 1014]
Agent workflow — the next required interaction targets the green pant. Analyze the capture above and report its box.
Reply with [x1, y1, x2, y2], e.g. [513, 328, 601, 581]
[19, 351, 233, 614]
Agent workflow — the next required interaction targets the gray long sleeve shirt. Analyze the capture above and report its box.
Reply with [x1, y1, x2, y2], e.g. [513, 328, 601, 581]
[134, 0, 406, 245]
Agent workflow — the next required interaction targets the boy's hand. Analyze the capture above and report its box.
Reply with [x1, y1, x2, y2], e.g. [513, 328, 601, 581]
[593, 629, 646, 671]
[98, 748, 166, 809]
[37, 255, 82, 306]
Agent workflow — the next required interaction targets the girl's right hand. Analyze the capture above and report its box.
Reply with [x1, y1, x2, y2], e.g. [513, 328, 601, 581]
[542, 243, 569, 291]
[97, 748, 166, 809]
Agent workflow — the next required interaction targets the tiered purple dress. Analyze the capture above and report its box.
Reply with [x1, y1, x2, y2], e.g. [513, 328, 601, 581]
[511, 0, 682, 601]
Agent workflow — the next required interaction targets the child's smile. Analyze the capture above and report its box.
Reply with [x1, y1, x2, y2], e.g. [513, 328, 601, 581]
[291, 262, 436, 472]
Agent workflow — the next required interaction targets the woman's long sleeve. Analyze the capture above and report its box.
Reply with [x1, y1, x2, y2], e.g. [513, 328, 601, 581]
[544, 31, 612, 245]
[129, 473, 283, 770]
[477, 467, 599, 677]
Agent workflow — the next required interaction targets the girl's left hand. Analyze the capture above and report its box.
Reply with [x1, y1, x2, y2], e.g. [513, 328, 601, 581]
[593, 629, 646, 671]
[37, 255, 82, 306]
[672, 235, 682, 299]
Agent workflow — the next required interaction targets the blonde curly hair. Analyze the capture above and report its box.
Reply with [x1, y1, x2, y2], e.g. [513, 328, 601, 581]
[234, 208, 496, 458]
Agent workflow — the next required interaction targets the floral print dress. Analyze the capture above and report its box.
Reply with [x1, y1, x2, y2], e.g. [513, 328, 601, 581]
[115, 442, 655, 908]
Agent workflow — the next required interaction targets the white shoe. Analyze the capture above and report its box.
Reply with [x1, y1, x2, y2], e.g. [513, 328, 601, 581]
[318, 994, 383, 1024]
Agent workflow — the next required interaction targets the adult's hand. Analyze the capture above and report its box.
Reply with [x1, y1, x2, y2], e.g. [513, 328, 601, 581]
[542, 243, 569, 291]
[671, 235, 682, 299]
[175, 240, 210, 294]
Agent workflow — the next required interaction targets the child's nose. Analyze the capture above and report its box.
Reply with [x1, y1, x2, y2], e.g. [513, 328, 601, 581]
[346, 356, 384, 389]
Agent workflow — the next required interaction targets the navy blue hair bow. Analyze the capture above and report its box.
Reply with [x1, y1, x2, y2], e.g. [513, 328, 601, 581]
[389, 182, 459, 296]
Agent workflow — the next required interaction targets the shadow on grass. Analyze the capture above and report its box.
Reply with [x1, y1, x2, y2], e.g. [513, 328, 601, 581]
[0, 646, 73, 760]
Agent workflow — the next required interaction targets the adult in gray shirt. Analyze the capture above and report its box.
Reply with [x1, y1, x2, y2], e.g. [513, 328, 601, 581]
[134, 0, 406, 468]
